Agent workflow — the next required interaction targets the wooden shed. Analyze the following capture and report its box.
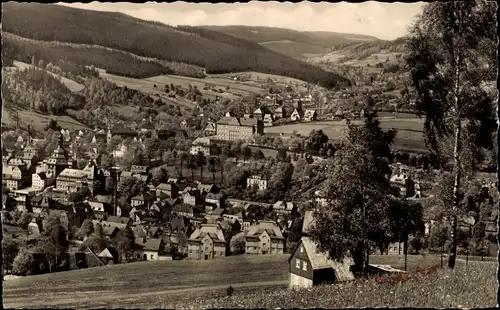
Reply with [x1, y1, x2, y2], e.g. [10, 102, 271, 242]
[288, 237, 354, 289]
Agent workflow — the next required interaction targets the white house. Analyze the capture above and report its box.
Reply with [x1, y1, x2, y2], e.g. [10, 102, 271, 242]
[247, 175, 268, 191]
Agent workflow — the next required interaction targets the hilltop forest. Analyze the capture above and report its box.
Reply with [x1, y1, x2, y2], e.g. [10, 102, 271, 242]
[2, 3, 350, 88]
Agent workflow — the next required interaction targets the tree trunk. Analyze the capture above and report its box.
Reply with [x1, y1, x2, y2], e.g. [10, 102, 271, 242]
[449, 119, 462, 270]
[497, 87, 500, 307]
[212, 172, 215, 183]
[200, 167, 204, 183]
[404, 231, 408, 272]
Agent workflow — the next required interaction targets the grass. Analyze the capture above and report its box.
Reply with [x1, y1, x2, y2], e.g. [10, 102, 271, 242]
[2, 104, 89, 132]
[145, 74, 266, 98]
[3, 254, 289, 309]
[99, 72, 197, 110]
[4, 253, 472, 309]
[265, 118, 427, 152]
[167, 260, 496, 309]
[12, 61, 84, 92]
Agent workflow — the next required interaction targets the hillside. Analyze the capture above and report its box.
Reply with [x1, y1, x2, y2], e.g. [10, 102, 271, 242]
[2, 3, 350, 88]
[307, 37, 407, 69]
[202, 25, 379, 59]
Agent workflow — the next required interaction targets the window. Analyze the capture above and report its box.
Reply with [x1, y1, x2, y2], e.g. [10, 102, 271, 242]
[295, 258, 300, 269]
[302, 261, 307, 271]
[151, 254, 154, 259]
[300, 246, 304, 253]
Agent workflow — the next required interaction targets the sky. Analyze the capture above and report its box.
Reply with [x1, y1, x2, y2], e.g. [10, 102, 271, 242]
[59, 1, 426, 40]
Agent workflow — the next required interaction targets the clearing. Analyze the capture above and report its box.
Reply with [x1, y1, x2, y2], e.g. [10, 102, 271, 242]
[12, 61, 85, 92]
[3, 254, 453, 309]
[2, 104, 89, 132]
[265, 117, 427, 152]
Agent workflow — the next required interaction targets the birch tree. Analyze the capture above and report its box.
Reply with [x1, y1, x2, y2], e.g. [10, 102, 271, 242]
[406, 1, 497, 269]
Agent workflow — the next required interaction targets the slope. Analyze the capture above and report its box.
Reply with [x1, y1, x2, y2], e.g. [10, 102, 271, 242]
[201, 25, 379, 59]
[2, 3, 350, 88]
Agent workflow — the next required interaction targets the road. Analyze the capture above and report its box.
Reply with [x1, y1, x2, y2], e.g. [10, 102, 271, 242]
[3, 279, 288, 308]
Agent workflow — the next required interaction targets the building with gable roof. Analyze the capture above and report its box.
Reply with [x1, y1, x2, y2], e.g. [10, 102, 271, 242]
[216, 116, 264, 142]
[288, 237, 354, 289]
[245, 220, 285, 255]
[188, 223, 227, 260]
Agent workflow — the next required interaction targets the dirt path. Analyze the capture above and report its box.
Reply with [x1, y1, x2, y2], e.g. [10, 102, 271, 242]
[3, 279, 288, 308]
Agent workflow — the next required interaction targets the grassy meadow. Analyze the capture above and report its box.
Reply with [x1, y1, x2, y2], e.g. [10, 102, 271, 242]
[13, 61, 84, 92]
[266, 117, 427, 152]
[4, 253, 485, 309]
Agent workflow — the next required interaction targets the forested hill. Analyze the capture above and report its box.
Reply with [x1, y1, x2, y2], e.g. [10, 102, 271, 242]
[2, 3, 350, 88]
[201, 25, 379, 59]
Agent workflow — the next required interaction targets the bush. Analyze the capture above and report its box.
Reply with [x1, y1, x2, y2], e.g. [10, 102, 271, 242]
[12, 248, 36, 276]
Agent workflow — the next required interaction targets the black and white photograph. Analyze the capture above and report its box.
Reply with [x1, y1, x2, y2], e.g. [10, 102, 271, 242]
[1, 1, 499, 309]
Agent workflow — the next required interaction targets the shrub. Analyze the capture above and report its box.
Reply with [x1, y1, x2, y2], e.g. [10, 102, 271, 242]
[12, 248, 36, 276]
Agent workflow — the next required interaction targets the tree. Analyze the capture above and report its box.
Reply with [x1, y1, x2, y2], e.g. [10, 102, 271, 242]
[230, 232, 246, 255]
[186, 154, 198, 181]
[2, 236, 20, 273]
[251, 148, 265, 160]
[77, 219, 94, 240]
[208, 156, 218, 183]
[12, 248, 36, 276]
[305, 130, 329, 155]
[241, 144, 252, 163]
[196, 152, 207, 182]
[152, 167, 167, 185]
[37, 216, 69, 272]
[406, 1, 497, 269]
[429, 221, 450, 267]
[17, 212, 32, 229]
[308, 108, 396, 277]
[114, 226, 135, 263]
[276, 149, 288, 162]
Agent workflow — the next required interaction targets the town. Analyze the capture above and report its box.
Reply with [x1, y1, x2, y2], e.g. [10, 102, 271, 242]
[1, 1, 498, 309]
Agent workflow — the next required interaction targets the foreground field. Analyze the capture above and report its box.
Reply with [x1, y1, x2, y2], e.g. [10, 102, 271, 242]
[167, 259, 495, 309]
[3, 254, 289, 309]
[266, 117, 427, 152]
[3, 254, 457, 309]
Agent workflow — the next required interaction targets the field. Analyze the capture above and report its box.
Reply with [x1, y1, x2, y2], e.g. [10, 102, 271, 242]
[2, 104, 89, 132]
[265, 117, 427, 152]
[4, 254, 484, 309]
[13, 61, 84, 92]
[170, 259, 496, 309]
[3, 254, 289, 309]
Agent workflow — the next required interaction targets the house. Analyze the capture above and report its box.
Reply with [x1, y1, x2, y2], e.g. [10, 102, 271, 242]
[183, 190, 203, 206]
[116, 203, 131, 217]
[205, 193, 225, 209]
[290, 108, 303, 122]
[205, 207, 226, 223]
[172, 204, 204, 218]
[98, 247, 119, 264]
[216, 116, 264, 142]
[303, 110, 317, 122]
[156, 183, 179, 199]
[92, 219, 128, 231]
[135, 238, 166, 261]
[204, 121, 217, 136]
[245, 220, 285, 255]
[131, 193, 155, 208]
[180, 118, 200, 129]
[198, 183, 219, 195]
[334, 109, 344, 119]
[246, 175, 268, 191]
[102, 226, 121, 240]
[302, 210, 315, 234]
[222, 213, 244, 228]
[288, 237, 355, 289]
[32, 172, 54, 191]
[274, 106, 286, 119]
[190, 137, 212, 156]
[273, 201, 295, 215]
[263, 114, 274, 127]
[131, 165, 150, 176]
[187, 224, 227, 260]
[107, 216, 132, 226]
[87, 201, 113, 219]
[107, 125, 138, 142]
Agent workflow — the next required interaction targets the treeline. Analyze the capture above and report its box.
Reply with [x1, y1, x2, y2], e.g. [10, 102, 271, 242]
[2, 67, 85, 115]
[2, 3, 350, 88]
[3, 34, 172, 79]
